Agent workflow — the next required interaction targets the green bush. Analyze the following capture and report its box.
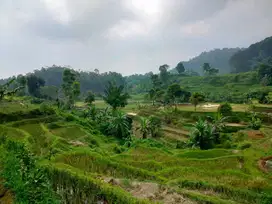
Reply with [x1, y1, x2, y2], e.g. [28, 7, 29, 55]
[238, 142, 252, 150]
[222, 140, 232, 149]
[176, 141, 187, 149]
[249, 114, 262, 130]
[1, 140, 59, 203]
[113, 145, 126, 154]
[233, 131, 247, 142]
[87, 137, 100, 148]
[218, 103, 233, 116]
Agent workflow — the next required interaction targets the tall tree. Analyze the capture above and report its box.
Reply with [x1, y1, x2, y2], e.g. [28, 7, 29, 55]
[190, 92, 205, 111]
[203, 63, 219, 76]
[159, 64, 170, 84]
[257, 63, 272, 86]
[103, 82, 130, 110]
[62, 69, 80, 107]
[85, 91, 95, 106]
[203, 63, 211, 74]
[167, 83, 182, 110]
[176, 62, 185, 74]
[26, 74, 45, 97]
[16, 75, 27, 95]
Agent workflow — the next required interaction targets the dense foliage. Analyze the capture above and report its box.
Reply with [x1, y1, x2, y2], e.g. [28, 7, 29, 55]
[218, 103, 233, 116]
[230, 36, 272, 73]
[103, 82, 130, 110]
[172, 48, 241, 74]
[33, 66, 125, 94]
[0, 140, 59, 203]
[0, 78, 24, 101]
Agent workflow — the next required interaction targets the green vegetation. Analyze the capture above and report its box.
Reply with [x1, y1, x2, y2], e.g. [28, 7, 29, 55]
[1, 35, 272, 203]
[230, 36, 272, 73]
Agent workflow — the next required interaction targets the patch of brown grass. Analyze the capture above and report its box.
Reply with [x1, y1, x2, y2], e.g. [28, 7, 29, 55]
[247, 130, 264, 139]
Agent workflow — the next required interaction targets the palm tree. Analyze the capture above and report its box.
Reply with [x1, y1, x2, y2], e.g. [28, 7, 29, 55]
[138, 117, 150, 139]
[148, 116, 162, 137]
[109, 111, 131, 139]
[188, 119, 214, 150]
[209, 113, 228, 144]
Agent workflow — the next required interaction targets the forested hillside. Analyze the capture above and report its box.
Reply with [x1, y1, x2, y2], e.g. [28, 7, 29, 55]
[0, 66, 125, 94]
[230, 36, 272, 73]
[174, 48, 241, 74]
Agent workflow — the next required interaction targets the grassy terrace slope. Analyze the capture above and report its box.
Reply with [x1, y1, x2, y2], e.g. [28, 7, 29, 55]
[1, 101, 272, 203]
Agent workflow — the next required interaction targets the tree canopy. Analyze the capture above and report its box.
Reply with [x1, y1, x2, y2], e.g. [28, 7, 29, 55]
[103, 82, 130, 110]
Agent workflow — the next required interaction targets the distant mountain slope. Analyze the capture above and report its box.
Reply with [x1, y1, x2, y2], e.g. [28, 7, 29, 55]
[175, 48, 241, 74]
[230, 36, 272, 73]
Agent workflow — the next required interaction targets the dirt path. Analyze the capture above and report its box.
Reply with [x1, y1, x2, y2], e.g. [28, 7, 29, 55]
[225, 123, 246, 127]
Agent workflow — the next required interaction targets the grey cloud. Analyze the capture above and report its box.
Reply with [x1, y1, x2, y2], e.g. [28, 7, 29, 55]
[0, 0, 272, 78]
[27, 1, 136, 41]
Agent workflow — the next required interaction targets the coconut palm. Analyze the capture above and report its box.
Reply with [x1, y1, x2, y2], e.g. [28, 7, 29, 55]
[188, 119, 214, 150]
[109, 111, 131, 139]
[210, 113, 228, 144]
[148, 116, 162, 137]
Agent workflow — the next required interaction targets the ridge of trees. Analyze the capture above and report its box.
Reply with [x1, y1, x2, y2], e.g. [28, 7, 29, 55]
[230, 36, 272, 73]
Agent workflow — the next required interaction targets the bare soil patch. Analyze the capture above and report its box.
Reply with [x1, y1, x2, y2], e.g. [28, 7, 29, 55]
[68, 140, 87, 147]
[247, 130, 264, 139]
[258, 156, 272, 174]
[0, 184, 13, 204]
[103, 178, 196, 204]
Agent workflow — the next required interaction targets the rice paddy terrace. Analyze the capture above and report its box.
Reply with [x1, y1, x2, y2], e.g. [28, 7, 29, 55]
[1, 101, 272, 204]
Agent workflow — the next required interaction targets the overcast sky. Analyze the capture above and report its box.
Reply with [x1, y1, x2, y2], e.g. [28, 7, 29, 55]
[1, 0, 272, 78]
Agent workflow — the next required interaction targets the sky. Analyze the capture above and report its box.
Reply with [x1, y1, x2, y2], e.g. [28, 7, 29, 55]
[1, 0, 272, 78]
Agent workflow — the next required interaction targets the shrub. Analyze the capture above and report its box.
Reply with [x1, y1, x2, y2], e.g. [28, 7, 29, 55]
[233, 131, 247, 142]
[248, 114, 262, 130]
[222, 140, 232, 149]
[87, 137, 100, 148]
[238, 142, 252, 150]
[40, 103, 55, 115]
[1, 140, 59, 203]
[113, 145, 126, 154]
[218, 103, 232, 116]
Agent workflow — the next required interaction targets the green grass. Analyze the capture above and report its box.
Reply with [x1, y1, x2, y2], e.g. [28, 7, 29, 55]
[0, 101, 39, 114]
[175, 149, 233, 159]
[51, 125, 88, 140]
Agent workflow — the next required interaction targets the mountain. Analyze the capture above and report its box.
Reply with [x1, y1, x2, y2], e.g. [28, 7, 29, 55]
[230, 36, 272, 73]
[174, 48, 241, 74]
